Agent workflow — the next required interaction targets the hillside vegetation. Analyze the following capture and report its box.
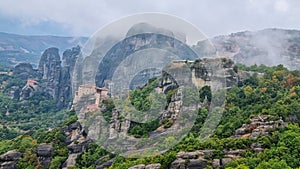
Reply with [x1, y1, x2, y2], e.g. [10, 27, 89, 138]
[1, 63, 300, 168]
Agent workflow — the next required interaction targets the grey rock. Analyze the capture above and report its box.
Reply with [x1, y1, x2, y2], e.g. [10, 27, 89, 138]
[95, 32, 198, 88]
[38, 47, 61, 102]
[62, 153, 81, 169]
[67, 140, 92, 154]
[95, 158, 114, 169]
[0, 161, 17, 169]
[225, 149, 245, 156]
[212, 159, 221, 169]
[37, 46, 80, 109]
[221, 158, 232, 166]
[58, 46, 80, 109]
[0, 150, 22, 162]
[253, 148, 264, 153]
[13, 63, 35, 79]
[128, 164, 145, 169]
[145, 163, 161, 169]
[251, 142, 262, 149]
[0, 150, 22, 169]
[37, 143, 53, 167]
[37, 143, 53, 157]
[187, 158, 208, 169]
[170, 159, 186, 169]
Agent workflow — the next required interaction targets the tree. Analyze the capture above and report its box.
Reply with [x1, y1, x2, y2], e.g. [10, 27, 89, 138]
[256, 159, 291, 169]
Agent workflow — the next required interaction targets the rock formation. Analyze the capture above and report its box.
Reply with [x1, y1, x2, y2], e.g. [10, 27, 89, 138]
[36, 46, 80, 109]
[128, 163, 161, 169]
[201, 28, 300, 69]
[57, 46, 81, 108]
[38, 47, 61, 102]
[37, 143, 53, 167]
[0, 150, 22, 169]
[13, 63, 35, 80]
[232, 115, 287, 139]
[62, 121, 92, 169]
[95, 33, 198, 87]
[128, 114, 286, 169]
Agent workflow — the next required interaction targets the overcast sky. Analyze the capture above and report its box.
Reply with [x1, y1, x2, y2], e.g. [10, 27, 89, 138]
[0, 0, 299, 38]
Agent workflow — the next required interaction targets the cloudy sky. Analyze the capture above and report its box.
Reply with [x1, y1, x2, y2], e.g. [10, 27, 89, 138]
[0, 0, 299, 38]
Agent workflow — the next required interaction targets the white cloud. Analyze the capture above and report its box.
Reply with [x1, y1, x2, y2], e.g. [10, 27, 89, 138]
[0, 0, 299, 37]
[274, 0, 289, 12]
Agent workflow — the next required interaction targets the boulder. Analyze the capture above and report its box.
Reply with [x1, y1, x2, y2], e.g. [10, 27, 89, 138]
[128, 164, 145, 169]
[145, 163, 161, 169]
[37, 143, 53, 167]
[0, 161, 17, 169]
[0, 150, 22, 161]
[95, 158, 114, 169]
[187, 158, 208, 169]
[37, 143, 53, 157]
[212, 159, 221, 169]
[170, 159, 186, 169]
[67, 140, 92, 154]
[221, 158, 232, 166]
[0, 150, 22, 169]
[13, 63, 35, 79]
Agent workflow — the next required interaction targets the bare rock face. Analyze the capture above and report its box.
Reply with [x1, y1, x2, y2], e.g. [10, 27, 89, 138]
[145, 163, 161, 169]
[170, 158, 208, 169]
[95, 158, 115, 169]
[171, 151, 210, 169]
[37, 46, 80, 109]
[38, 47, 61, 102]
[58, 46, 81, 108]
[129, 164, 146, 169]
[212, 159, 221, 169]
[0, 150, 22, 169]
[37, 143, 53, 167]
[13, 63, 35, 80]
[95, 32, 198, 88]
[62, 121, 94, 169]
[251, 143, 264, 153]
[208, 29, 300, 69]
[128, 163, 161, 169]
[232, 115, 287, 139]
[109, 109, 131, 139]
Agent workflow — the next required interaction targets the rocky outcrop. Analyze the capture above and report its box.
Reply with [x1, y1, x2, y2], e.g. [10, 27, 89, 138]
[37, 46, 80, 109]
[206, 28, 300, 69]
[37, 143, 53, 167]
[38, 47, 61, 102]
[232, 115, 287, 139]
[58, 46, 81, 108]
[95, 32, 198, 87]
[129, 163, 161, 169]
[170, 158, 208, 169]
[6, 46, 80, 108]
[160, 87, 182, 121]
[0, 150, 22, 169]
[95, 158, 115, 169]
[62, 121, 92, 169]
[251, 142, 264, 153]
[108, 109, 131, 139]
[13, 63, 35, 80]
[62, 45, 80, 72]
[164, 115, 286, 168]
[168, 149, 244, 169]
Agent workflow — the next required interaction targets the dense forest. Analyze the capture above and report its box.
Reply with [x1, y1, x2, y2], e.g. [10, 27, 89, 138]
[1, 63, 300, 168]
